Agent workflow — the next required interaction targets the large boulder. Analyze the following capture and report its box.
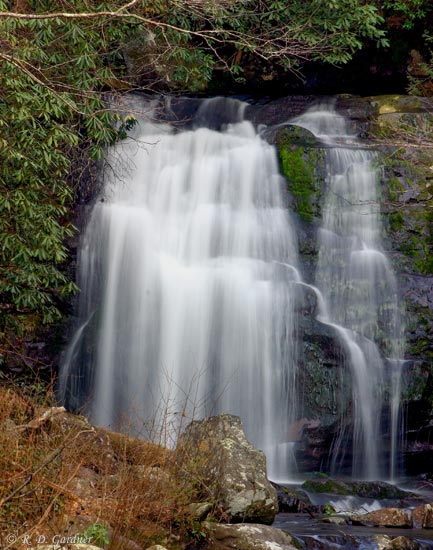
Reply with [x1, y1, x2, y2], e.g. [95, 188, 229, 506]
[177, 414, 278, 524]
[203, 522, 299, 550]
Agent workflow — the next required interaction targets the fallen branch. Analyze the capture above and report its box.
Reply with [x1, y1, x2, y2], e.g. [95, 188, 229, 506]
[12, 406, 67, 433]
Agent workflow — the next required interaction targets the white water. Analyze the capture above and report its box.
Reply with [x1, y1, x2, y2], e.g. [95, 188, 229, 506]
[292, 105, 405, 480]
[60, 97, 300, 480]
[61, 98, 405, 482]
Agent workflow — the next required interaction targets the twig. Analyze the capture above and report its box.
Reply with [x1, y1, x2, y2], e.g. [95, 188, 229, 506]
[0, 446, 64, 507]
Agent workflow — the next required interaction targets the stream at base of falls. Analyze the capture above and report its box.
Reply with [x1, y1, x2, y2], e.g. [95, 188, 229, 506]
[274, 514, 433, 550]
[274, 482, 433, 550]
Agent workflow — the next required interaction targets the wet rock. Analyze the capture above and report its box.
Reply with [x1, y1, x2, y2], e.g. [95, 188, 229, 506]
[346, 481, 411, 499]
[413, 504, 425, 527]
[177, 414, 278, 524]
[271, 124, 320, 147]
[301, 477, 412, 500]
[302, 477, 351, 495]
[203, 522, 299, 550]
[291, 316, 353, 473]
[423, 503, 433, 528]
[413, 503, 433, 529]
[251, 96, 320, 127]
[384, 536, 420, 550]
[412, 505, 424, 529]
[272, 483, 316, 513]
[273, 484, 302, 513]
[351, 508, 413, 528]
[292, 281, 320, 316]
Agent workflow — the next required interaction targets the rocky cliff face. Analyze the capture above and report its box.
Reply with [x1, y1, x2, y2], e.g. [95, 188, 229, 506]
[368, 97, 433, 477]
[256, 94, 433, 476]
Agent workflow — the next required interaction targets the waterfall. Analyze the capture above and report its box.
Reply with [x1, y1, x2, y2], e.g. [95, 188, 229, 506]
[60, 97, 300, 481]
[61, 97, 405, 482]
[291, 105, 405, 480]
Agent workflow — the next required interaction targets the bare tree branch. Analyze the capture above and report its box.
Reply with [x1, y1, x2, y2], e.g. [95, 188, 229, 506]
[0, 3, 341, 64]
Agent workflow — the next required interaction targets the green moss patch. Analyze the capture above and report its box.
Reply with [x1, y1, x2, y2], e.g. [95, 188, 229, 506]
[278, 146, 318, 222]
[302, 478, 351, 495]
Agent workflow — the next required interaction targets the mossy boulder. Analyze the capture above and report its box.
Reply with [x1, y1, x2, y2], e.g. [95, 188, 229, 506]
[302, 477, 351, 495]
[302, 477, 411, 499]
[346, 481, 410, 500]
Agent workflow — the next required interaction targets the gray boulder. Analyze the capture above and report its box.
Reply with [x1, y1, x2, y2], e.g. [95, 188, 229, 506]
[177, 414, 278, 524]
[204, 522, 299, 550]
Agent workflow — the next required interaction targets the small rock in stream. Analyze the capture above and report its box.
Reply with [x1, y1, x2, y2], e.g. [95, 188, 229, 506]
[412, 503, 433, 528]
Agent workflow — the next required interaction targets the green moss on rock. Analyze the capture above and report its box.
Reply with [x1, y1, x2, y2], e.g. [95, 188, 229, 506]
[389, 212, 404, 231]
[302, 478, 410, 499]
[279, 147, 315, 221]
[276, 126, 324, 223]
[323, 502, 336, 515]
[302, 478, 350, 495]
[380, 141, 433, 276]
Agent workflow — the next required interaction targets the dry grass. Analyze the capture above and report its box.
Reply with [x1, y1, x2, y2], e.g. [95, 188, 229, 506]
[0, 382, 209, 550]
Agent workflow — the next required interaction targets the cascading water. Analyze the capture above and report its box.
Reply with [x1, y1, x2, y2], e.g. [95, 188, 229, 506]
[291, 105, 405, 480]
[60, 97, 301, 481]
[61, 97, 405, 482]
